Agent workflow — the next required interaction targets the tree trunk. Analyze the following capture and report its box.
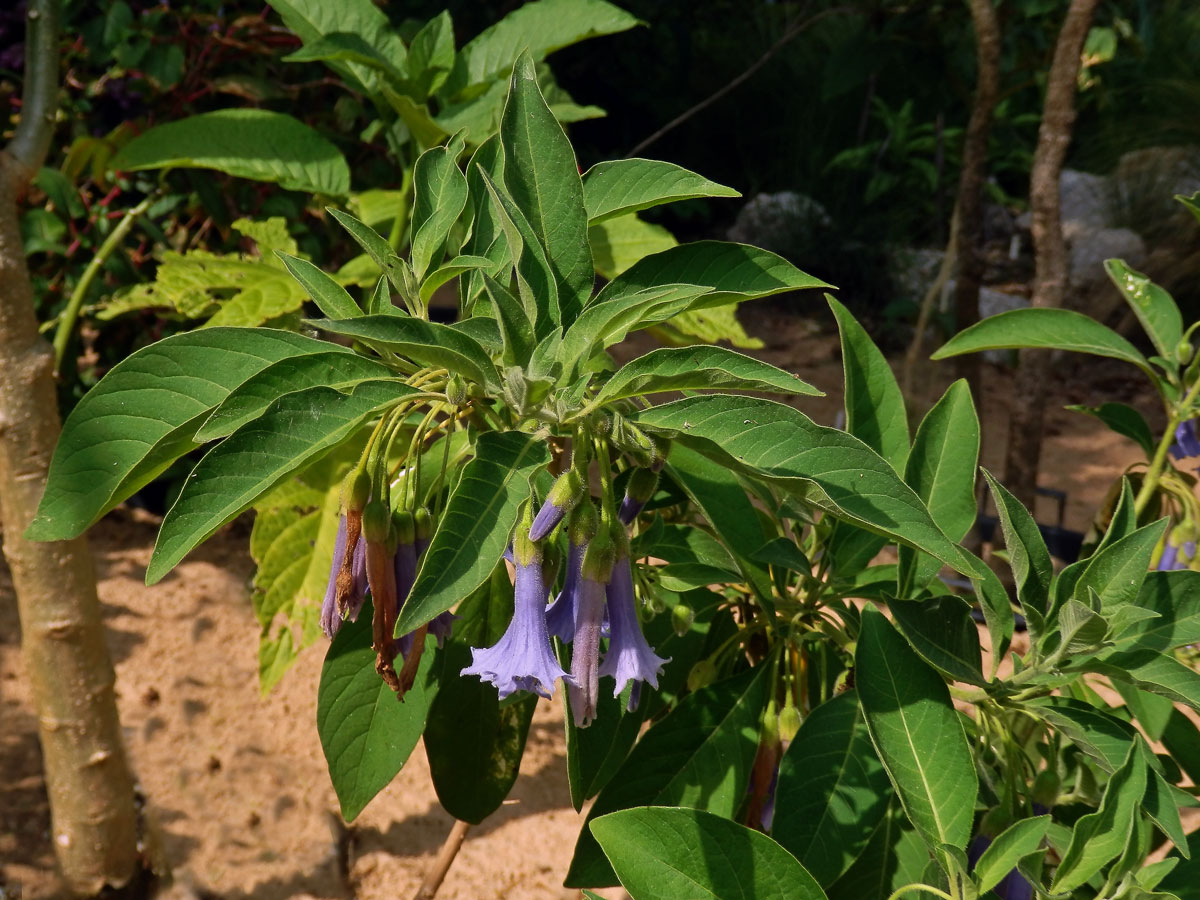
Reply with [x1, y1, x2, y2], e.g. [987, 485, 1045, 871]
[953, 0, 1002, 402]
[1002, 0, 1099, 511]
[1, 0, 143, 892]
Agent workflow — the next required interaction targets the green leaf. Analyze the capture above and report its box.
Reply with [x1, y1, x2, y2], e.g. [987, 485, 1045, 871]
[826, 799, 930, 900]
[420, 255, 492, 303]
[277, 252, 362, 319]
[267, 0, 407, 93]
[931, 308, 1154, 378]
[1107, 572, 1200, 655]
[588, 213, 678, 281]
[147, 380, 406, 584]
[654, 302, 765, 351]
[594, 346, 821, 406]
[564, 666, 769, 888]
[307, 315, 502, 392]
[889, 596, 985, 685]
[973, 816, 1051, 894]
[327, 209, 409, 294]
[904, 380, 979, 544]
[317, 603, 438, 821]
[281, 31, 404, 81]
[441, 0, 639, 99]
[1092, 653, 1200, 713]
[480, 275, 535, 367]
[856, 606, 976, 852]
[111, 109, 350, 196]
[1029, 696, 1138, 773]
[635, 397, 971, 576]
[582, 158, 740, 224]
[1063, 518, 1168, 615]
[981, 469, 1052, 638]
[1106, 259, 1183, 363]
[501, 52, 592, 323]
[382, 89, 450, 150]
[407, 11, 456, 98]
[395, 432, 550, 634]
[1051, 739, 1147, 894]
[411, 138, 469, 281]
[591, 807, 828, 900]
[773, 693, 892, 886]
[28, 328, 339, 541]
[424, 565, 536, 823]
[563, 658, 645, 810]
[594, 240, 830, 311]
[1066, 402, 1157, 458]
[194, 351, 393, 441]
[829, 296, 908, 470]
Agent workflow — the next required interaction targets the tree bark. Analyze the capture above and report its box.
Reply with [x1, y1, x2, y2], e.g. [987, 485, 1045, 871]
[1, 0, 143, 892]
[953, 0, 1002, 402]
[1002, 0, 1099, 511]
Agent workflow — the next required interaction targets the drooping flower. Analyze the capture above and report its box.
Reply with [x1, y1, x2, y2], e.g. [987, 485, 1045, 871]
[568, 526, 616, 727]
[1169, 419, 1200, 460]
[546, 500, 599, 643]
[395, 509, 457, 655]
[598, 538, 669, 696]
[461, 508, 572, 699]
[618, 468, 659, 525]
[530, 469, 583, 541]
[320, 514, 369, 639]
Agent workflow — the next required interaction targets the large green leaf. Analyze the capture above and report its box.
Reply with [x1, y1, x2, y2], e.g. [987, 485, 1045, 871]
[411, 137, 469, 281]
[973, 817, 1051, 894]
[1105, 259, 1183, 363]
[195, 351, 393, 441]
[327, 209, 409, 295]
[267, 0, 408, 93]
[1066, 401, 1157, 458]
[829, 296, 908, 471]
[28, 328, 339, 541]
[281, 31, 405, 80]
[931, 308, 1153, 378]
[826, 799, 930, 900]
[407, 11, 456, 98]
[1051, 739, 1147, 894]
[1057, 518, 1168, 616]
[635, 396, 971, 575]
[424, 565, 536, 823]
[981, 469, 1052, 639]
[773, 693, 892, 886]
[591, 807, 828, 900]
[565, 666, 769, 888]
[594, 346, 821, 406]
[147, 380, 406, 584]
[889, 596, 985, 685]
[395, 432, 550, 634]
[316, 603, 438, 821]
[501, 52, 592, 323]
[594, 240, 829, 310]
[111, 109, 350, 196]
[582, 158, 740, 224]
[307, 315, 502, 392]
[1108, 572, 1200, 655]
[441, 0, 638, 99]
[1092, 652, 1200, 713]
[856, 606, 976, 853]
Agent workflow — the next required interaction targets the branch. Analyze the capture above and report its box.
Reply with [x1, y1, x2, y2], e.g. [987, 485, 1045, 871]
[626, 6, 852, 158]
[5, 0, 61, 178]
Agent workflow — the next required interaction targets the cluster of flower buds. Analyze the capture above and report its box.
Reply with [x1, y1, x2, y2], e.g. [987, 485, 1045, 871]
[462, 457, 671, 727]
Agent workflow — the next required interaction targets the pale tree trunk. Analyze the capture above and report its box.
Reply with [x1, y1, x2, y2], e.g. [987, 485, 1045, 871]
[1, 0, 144, 892]
[1002, 0, 1099, 511]
[953, 0, 1002, 402]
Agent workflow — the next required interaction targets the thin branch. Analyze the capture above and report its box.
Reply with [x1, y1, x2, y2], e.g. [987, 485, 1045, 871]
[6, 0, 60, 176]
[626, 6, 853, 158]
[412, 818, 471, 900]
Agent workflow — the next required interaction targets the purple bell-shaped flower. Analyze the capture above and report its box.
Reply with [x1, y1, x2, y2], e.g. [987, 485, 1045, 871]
[320, 514, 369, 639]
[598, 534, 669, 696]
[546, 500, 599, 643]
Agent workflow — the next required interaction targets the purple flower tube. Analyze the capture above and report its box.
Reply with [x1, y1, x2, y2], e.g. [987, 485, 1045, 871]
[618, 468, 659, 525]
[529, 469, 583, 541]
[1170, 419, 1200, 460]
[598, 552, 669, 695]
[320, 514, 369, 638]
[546, 500, 599, 643]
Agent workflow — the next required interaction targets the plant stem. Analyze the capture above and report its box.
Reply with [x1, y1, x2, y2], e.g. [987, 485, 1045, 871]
[1134, 376, 1200, 518]
[52, 193, 155, 374]
[412, 818, 471, 900]
[886, 885, 956, 900]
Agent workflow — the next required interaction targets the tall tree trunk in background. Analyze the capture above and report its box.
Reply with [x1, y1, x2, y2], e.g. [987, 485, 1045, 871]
[1002, 0, 1099, 511]
[953, 0, 1002, 402]
[1, 0, 144, 892]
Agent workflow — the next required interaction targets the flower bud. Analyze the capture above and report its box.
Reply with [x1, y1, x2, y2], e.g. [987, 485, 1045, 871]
[362, 498, 391, 543]
[391, 509, 415, 547]
[413, 507, 433, 544]
[619, 468, 659, 524]
[778, 704, 802, 742]
[446, 373, 468, 406]
[671, 603, 694, 636]
[513, 501, 542, 568]
[344, 467, 371, 513]
[1178, 338, 1195, 364]
[529, 469, 583, 541]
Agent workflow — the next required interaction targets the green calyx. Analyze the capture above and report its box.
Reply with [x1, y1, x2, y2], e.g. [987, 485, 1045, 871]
[343, 467, 371, 513]
[514, 501, 541, 567]
[569, 498, 600, 547]
[581, 523, 616, 582]
[392, 509, 415, 546]
[413, 507, 433, 542]
[362, 498, 392, 544]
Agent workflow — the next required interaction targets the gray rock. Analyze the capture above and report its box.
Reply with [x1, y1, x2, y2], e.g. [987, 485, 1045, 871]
[1066, 226, 1147, 326]
[1015, 168, 1112, 233]
[978, 288, 1028, 365]
[889, 246, 946, 303]
[726, 191, 833, 259]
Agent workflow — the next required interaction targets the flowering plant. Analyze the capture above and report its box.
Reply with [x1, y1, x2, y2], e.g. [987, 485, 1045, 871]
[29, 53, 1200, 900]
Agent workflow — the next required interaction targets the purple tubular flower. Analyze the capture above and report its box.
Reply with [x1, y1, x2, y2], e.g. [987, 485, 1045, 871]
[529, 470, 582, 541]
[598, 555, 669, 695]
[546, 539, 584, 643]
[462, 553, 572, 700]
[568, 577, 608, 727]
[618, 468, 659, 525]
[321, 515, 369, 638]
[760, 767, 779, 833]
[1160, 542, 1181, 571]
[1170, 419, 1200, 460]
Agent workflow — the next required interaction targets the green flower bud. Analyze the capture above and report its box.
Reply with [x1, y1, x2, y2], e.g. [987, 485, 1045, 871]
[344, 467, 371, 513]
[671, 603, 694, 636]
[391, 509, 415, 546]
[513, 501, 541, 568]
[687, 660, 717, 692]
[446, 373, 468, 406]
[1178, 338, 1195, 364]
[778, 705, 802, 742]
[979, 806, 1012, 838]
[413, 507, 433, 543]
[362, 498, 391, 543]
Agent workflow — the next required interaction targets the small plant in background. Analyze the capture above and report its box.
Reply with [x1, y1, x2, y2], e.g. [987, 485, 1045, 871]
[28, 26, 1200, 895]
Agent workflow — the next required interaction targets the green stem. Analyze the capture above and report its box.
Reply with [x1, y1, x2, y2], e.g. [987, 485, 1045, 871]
[52, 194, 155, 374]
[1134, 376, 1200, 518]
[886, 885, 955, 900]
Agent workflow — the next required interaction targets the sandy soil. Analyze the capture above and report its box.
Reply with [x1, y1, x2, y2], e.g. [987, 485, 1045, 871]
[0, 310, 1163, 899]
